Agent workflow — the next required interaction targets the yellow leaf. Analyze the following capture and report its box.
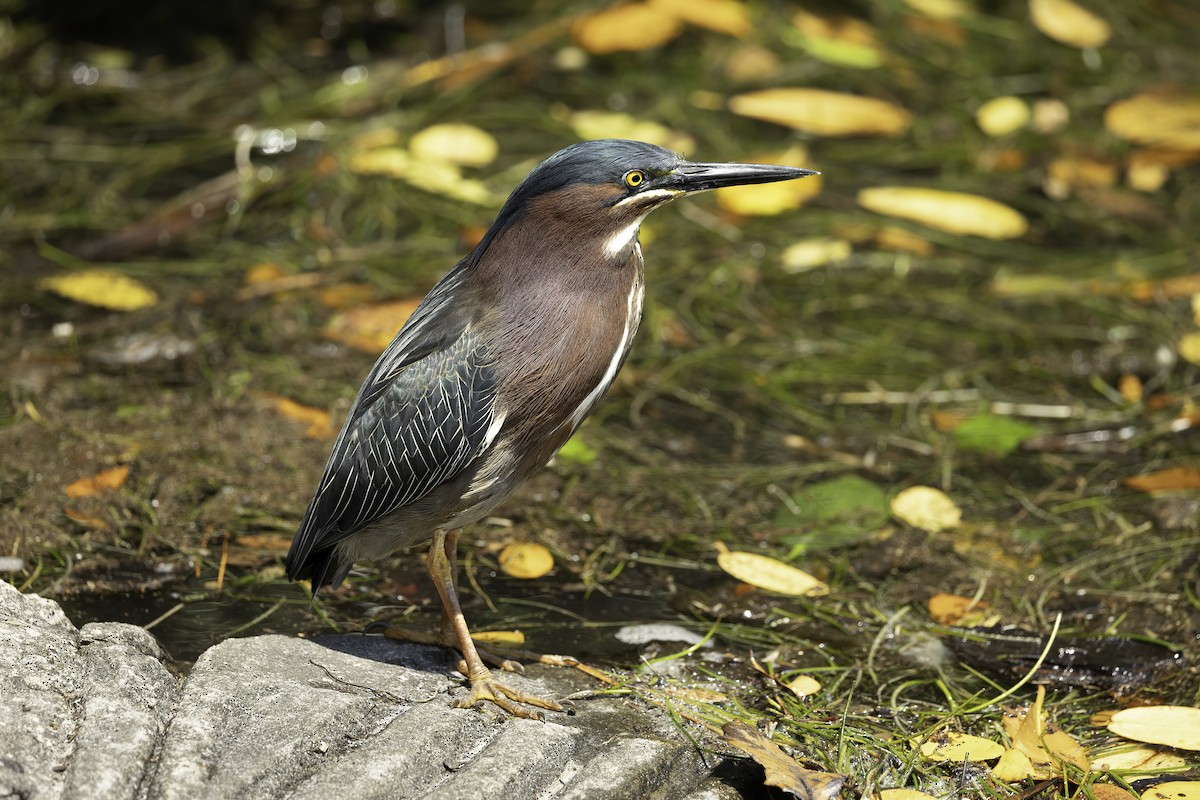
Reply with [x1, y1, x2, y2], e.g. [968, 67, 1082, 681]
[857, 187, 1029, 239]
[564, 110, 695, 154]
[790, 10, 886, 69]
[648, 0, 751, 37]
[1090, 743, 1192, 773]
[723, 721, 845, 799]
[322, 299, 423, 354]
[927, 593, 990, 626]
[890, 486, 962, 533]
[878, 791, 940, 800]
[785, 674, 822, 698]
[471, 629, 526, 645]
[715, 148, 822, 215]
[347, 148, 493, 204]
[901, 0, 971, 19]
[1122, 466, 1200, 493]
[64, 465, 131, 498]
[572, 4, 684, 54]
[256, 392, 336, 439]
[919, 732, 1005, 762]
[498, 541, 554, 579]
[975, 96, 1030, 137]
[1179, 332, 1200, 365]
[991, 748, 1038, 782]
[1029, 0, 1111, 48]
[1105, 90, 1200, 151]
[41, 269, 158, 312]
[1144, 782, 1200, 800]
[1108, 706, 1200, 751]
[729, 88, 912, 138]
[244, 262, 288, 285]
[780, 237, 852, 273]
[1032, 98, 1071, 134]
[715, 542, 829, 597]
[409, 123, 499, 168]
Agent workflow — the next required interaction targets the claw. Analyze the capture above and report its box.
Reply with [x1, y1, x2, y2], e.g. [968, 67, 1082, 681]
[454, 672, 564, 721]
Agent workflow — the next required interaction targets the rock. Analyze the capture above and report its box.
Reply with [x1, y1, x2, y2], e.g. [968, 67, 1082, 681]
[0, 581, 754, 798]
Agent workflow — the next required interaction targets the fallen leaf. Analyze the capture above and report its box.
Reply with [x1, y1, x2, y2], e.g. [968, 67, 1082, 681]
[976, 96, 1030, 137]
[1118, 374, 1143, 404]
[322, 299, 423, 353]
[572, 3, 684, 54]
[1032, 98, 1071, 134]
[499, 541, 554, 579]
[1108, 706, 1200, 750]
[347, 147, 493, 203]
[471, 629, 526, 645]
[244, 262, 288, 285]
[724, 44, 781, 83]
[257, 392, 336, 439]
[781, 238, 852, 273]
[1122, 467, 1200, 493]
[952, 412, 1037, 456]
[902, 0, 969, 17]
[788, 10, 886, 69]
[316, 282, 378, 310]
[786, 675, 822, 698]
[1029, 0, 1111, 48]
[1044, 156, 1119, 199]
[63, 508, 110, 530]
[991, 748, 1038, 781]
[1144, 782, 1200, 800]
[857, 187, 1029, 239]
[64, 465, 131, 498]
[919, 732, 1005, 762]
[1179, 333, 1200, 365]
[776, 475, 889, 550]
[723, 720, 845, 800]
[927, 593, 990, 626]
[878, 790, 940, 800]
[1105, 90, 1200, 151]
[409, 123, 499, 167]
[42, 269, 158, 312]
[716, 147, 822, 215]
[564, 109, 694, 154]
[1008, 686, 1091, 775]
[1088, 786, 1139, 800]
[729, 88, 912, 137]
[649, 0, 751, 37]
[1089, 743, 1193, 773]
[875, 226, 936, 255]
[715, 542, 829, 597]
[890, 486, 962, 533]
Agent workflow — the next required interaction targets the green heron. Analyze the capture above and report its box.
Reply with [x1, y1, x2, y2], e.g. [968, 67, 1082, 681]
[286, 139, 816, 718]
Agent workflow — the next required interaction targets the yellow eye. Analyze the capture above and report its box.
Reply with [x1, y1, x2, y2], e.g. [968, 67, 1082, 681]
[623, 170, 645, 188]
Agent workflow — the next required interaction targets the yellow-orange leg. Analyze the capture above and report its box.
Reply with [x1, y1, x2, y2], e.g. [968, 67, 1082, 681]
[425, 529, 564, 719]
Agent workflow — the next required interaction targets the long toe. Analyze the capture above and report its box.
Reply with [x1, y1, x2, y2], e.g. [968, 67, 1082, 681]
[454, 673, 565, 720]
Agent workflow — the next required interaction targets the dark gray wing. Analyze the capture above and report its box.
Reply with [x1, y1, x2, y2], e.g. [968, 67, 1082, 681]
[286, 265, 498, 586]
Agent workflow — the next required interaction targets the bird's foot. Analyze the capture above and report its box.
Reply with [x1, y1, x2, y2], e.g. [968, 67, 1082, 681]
[455, 669, 566, 720]
[383, 626, 577, 673]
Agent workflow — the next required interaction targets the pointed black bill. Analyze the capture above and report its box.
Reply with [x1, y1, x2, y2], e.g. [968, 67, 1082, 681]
[666, 161, 819, 193]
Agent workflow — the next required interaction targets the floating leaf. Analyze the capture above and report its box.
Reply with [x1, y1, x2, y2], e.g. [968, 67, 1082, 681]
[322, 299, 423, 354]
[857, 187, 1029, 239]
[1090, 743, 1193, 773]
[556, 435, 597, 465]
[1105, 91, 1200, 151]
[715, 147, 821, 216]
[952, 412, 1038, 456]
[715, 542, 829, 597]
[498, 541, 554, 579]
[729, 88, 912, 138]
[975, 96, 1030, 137]
[723, 720, 845, 800]
[42, 269, 158, 311]
[409, 123, 498, 168]
[919, 732, 1005, 762]
[649, 0, 751, 37]
[1108, 706, 1200, 750]
[572, 4, 683, 54]
[347, 147, 493, 203]
[1030, 0, 1111, 48]
[776, 474, 889, 550]
[891, 486, 962, 533]
[1122, 467, 1200, 493]
[64, 465, 130, 498]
